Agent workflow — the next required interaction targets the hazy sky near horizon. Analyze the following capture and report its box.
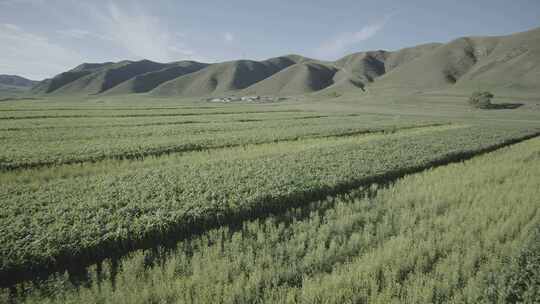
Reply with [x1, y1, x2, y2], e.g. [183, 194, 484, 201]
[1, 0, 539, 79]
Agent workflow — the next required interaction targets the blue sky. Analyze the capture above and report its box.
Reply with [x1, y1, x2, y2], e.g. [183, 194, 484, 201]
[1, 0, 539, 79]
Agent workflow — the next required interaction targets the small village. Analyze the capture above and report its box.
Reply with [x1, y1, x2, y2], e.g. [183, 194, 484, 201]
[204, 95, 288, 103]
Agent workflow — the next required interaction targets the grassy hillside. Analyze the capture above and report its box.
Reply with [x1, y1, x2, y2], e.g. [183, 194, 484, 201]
[31, 62, 115, 94]
[0, 84, 29, 98]
[335, 51, 387, 82]
[0, 75, 36, 87]
[372, 37, 497, 90]
[372, 27, 540, 95]
[151, 56, 302, 97]
[318, 45, 442, 95]
[383, 43, 442, 71]
[241, 61, 338, 95]
[0, 75, 37, 97]
[32, 71, 94, 94]
[49, 60, 170, 95]
[104, 61, 209, 95]
[454, 27, 540, 94]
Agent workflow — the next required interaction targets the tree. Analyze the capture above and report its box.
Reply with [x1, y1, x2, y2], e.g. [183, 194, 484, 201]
[468, 91, 494, 109]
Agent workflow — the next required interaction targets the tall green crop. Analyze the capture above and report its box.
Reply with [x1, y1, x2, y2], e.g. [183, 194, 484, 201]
[1, 123, 537, 283]
[6, 132, 540, 304]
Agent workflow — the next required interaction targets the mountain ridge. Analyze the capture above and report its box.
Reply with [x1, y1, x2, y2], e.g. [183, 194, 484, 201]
[26, 26, 540, 97]
[0, 75, 37, 87]
[0, 75, 38, 97]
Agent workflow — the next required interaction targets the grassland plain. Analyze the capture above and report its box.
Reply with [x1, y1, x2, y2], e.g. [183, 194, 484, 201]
[3, 130, 540, 304]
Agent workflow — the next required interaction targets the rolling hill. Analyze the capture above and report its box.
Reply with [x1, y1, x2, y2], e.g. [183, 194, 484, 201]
[241, 61, 338, 95]
[453, 27, 540, 93]
[28, 26, 540, 98]
[103, 61, 209, 95]
[0, 75, 38, 97]
[371, 37, 500, 90]
[150, 56, 303, 97]
[372, 27, 540, 95]
[33, 60, 172, 95]
[0, 75, 37, 87]
[31, 62, 114, 94]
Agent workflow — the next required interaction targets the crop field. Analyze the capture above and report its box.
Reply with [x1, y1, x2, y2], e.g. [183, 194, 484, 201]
[1, 99, 540, 303]
[0, 109, 441, 170]
[7, 134, 540, 304]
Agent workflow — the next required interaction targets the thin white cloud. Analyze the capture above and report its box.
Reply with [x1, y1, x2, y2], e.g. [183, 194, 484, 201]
[2, 23, 20, 31]
[84, 2, 201, 63]
[0, 23, 83, 79]
[56, 28, 112, 41]
[315, 14, 393, 59]
[0, 0, 45, 7]
[224, 32, 234, 43]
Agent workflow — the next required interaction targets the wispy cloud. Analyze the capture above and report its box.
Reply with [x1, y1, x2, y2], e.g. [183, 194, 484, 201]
[0, 23, 83, 79]
[84, 2, 201, 63]
[0, 1, 212, 79]
[315, 14, 393, 59]
[56, 28, 112, 41]
[223, 32, 234, 43]
[0, 0, 45, 7]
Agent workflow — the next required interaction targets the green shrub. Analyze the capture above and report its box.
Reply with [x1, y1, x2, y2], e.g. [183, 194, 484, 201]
[329, 91, 341, 98]
[469, 91, 494, 109]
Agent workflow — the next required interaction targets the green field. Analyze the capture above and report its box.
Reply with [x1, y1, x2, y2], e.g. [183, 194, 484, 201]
[2, 7, 540, 304]
[1, 93, 540, 303]
[7, 132, 540, 304]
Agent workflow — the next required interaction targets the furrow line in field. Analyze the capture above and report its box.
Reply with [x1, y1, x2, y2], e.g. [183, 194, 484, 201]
[0, 106, 224, 112]
[0, 115, 330, 132]
[0, 110, 304, 120]
[0, 123, 447, 171]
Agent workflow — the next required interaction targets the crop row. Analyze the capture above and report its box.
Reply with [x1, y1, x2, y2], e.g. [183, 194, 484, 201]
[0, 116, 436, 170]
[4, 133, 540, 303]
[0, 114, 385, 140]
[1, 124, 538, 284]
[487, 225, 540, 303]
[0, 105, 224, 112]
[0, 112, 330, 131]
[0, 109, 303, 120]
